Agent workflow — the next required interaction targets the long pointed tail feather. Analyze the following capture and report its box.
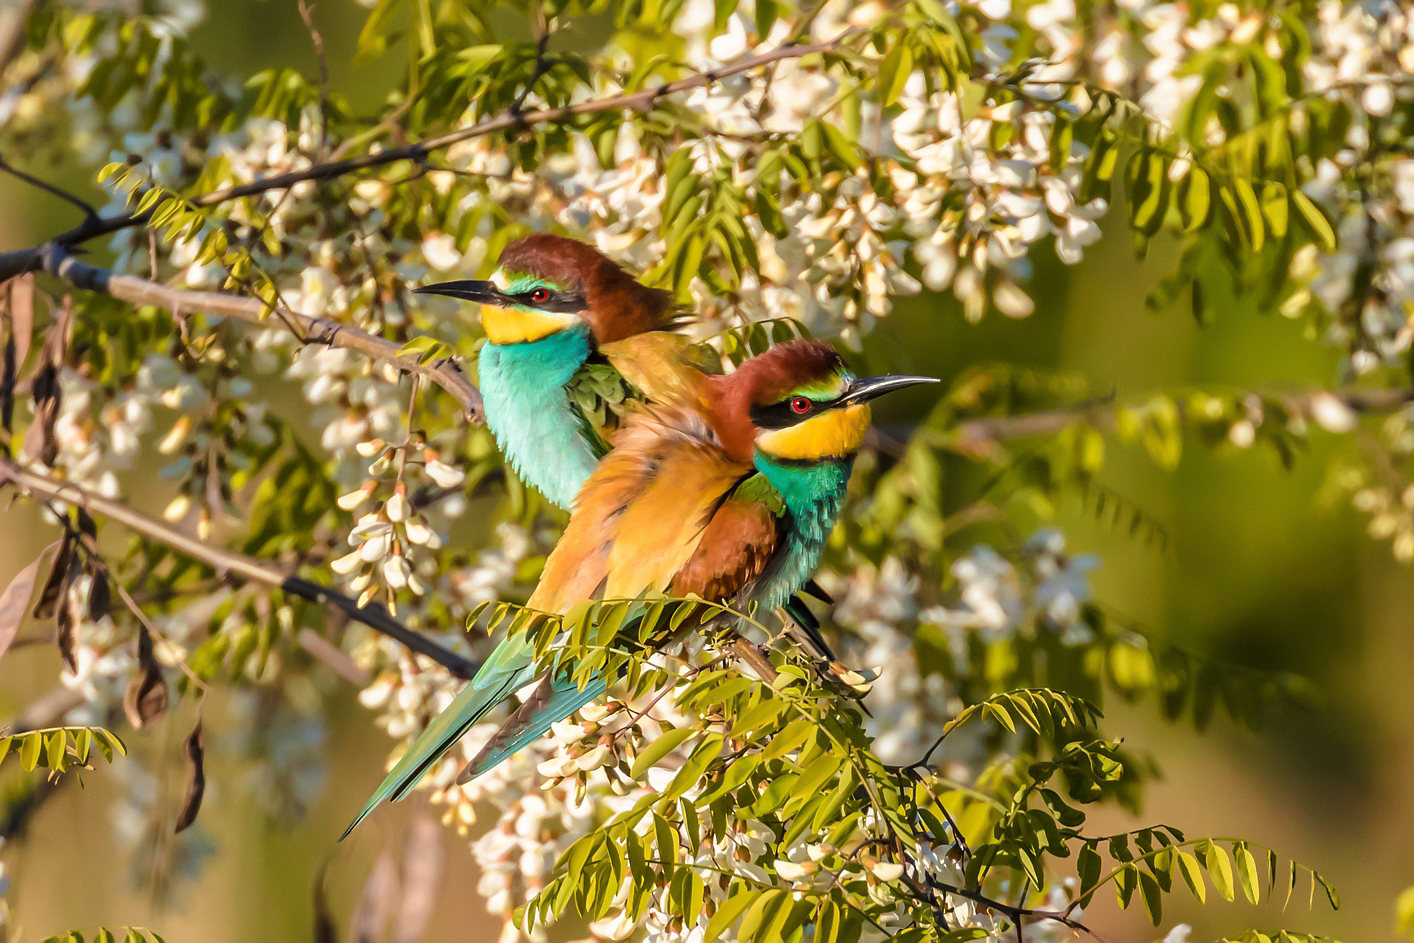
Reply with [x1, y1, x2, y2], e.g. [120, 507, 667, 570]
[340, 635, 538, 840]
[457, 674, 610, 782]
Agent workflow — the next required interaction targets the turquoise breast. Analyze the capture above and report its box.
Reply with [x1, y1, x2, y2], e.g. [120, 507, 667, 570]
[748, 455, 853, 612]
[477, 323, 598, 509]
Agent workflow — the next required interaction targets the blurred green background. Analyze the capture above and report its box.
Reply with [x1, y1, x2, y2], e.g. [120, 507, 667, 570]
[1, 2, 1410, 941]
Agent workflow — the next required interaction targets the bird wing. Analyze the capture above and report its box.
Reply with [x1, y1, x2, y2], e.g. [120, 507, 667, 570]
[600, 332, 719, 410]
[459, 406, 750, 780]
[669, 474, 784, 601]
[531, 403, 749, 612]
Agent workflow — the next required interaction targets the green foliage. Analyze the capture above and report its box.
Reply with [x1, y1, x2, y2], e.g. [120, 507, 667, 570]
[38, 928, 167, 943]
[0, 726, 126, 775]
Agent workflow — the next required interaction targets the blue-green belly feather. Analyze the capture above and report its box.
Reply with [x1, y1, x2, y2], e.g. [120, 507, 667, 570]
[749, 456, 853, 612]
[478, 323, 598, 509]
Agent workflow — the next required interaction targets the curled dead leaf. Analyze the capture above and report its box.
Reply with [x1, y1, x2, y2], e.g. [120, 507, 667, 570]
[174, 718, 205, 833]
[0, 548, 48, 665]
[123, 624, 168, 729]
[31, 530, 73, 620]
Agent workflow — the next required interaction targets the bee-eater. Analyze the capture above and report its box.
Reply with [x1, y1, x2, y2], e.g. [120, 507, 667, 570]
[341, 339, 935, 837]
[415, 234, 716, 511]
[416, 234, 832, 655]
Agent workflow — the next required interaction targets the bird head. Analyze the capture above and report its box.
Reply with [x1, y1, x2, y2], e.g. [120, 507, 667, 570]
[415, 234, 673, 346]
[707, 339, 938, 466]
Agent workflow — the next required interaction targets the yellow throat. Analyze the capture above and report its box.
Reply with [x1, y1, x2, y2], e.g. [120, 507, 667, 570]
[480, 304, 580, 345]
[756, 404, 872, 461]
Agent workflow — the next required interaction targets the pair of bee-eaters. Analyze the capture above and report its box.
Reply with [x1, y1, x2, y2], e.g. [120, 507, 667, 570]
[342, 234, 935, 837]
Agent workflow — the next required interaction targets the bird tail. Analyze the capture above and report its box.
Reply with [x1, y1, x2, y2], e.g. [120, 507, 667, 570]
[456, 673, 610, 782]
[339, 634, 538, 841]
[457, 601, 674, 781]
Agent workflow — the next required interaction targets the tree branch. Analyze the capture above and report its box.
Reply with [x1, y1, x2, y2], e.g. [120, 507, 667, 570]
[0, 456, 480, 680]
[0, 32, 853, 282]
[37, 242, 484, 421]
[948, 387, 1414, 456]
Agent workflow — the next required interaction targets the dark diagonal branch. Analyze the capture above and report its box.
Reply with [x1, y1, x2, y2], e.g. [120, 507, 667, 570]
[38, 243, 484, 421]
[0, 155, 100, 224]
[0, 457, 479, 679]
[0, 33, 852, 281]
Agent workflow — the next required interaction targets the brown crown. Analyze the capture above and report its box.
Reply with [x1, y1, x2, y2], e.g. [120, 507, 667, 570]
[497, 234, 674, 344]
[705, 339, 846, 464]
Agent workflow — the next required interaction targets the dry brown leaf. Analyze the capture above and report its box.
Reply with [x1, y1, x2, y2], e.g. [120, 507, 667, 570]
[174, 718, 205, 833]
[122, 623, 168, 729]
[0, 550, 46, 665]
[31, 530, 73, 620]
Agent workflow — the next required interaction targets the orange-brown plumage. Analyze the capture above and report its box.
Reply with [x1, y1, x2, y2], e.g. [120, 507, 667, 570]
[670, 494, 781, 600]
[528, 403, 754, 613]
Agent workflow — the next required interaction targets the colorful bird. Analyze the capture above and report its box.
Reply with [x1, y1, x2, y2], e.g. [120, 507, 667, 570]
[415, 234, 716, 511]
[342, 339, 935, 837]
[416, 234, 832, 654]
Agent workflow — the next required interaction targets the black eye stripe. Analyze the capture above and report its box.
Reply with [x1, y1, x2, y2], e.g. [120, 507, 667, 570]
[506, 288, 588, 313]
[750, 396, 836, 429]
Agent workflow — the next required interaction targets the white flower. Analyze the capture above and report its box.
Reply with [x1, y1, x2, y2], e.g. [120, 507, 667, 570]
[425, 459, 466, 488]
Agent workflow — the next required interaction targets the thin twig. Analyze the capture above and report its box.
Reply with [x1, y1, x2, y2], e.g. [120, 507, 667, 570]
[0, 32, 854, 281]
[295, 0, 332, 159]
[0, 456, 480, 679]
[37, 242, 484, 421]
[0, 153, 100, 223]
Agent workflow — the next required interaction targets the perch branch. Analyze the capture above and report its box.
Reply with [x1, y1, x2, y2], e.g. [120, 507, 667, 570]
[0, 456, 480, 679]
[37, 243, 484, 421]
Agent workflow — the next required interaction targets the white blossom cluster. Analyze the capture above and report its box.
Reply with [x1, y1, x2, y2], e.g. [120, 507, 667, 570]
[924, 528, 1099, 652]
[1285, 0, 1414, 374]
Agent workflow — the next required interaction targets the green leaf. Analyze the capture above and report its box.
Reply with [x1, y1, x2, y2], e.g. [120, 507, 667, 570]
[755, 0, 778, 40]
[1233, 178, 1266, 252]
[1202, 839, 1235, 902]
[1177, 850, 1206, 903]
[1077, 843, 1102, 891]
[877, 45, 913, 108]
[20, 732, 41, 771]
[1236, 842, 1261, 904]
[1127, 151, 1169, 236]
[661, 733, 723, 802]
[1138, 869, 1163, 925]
[738, 888, 788, 941]
[1115, 863, 1138, 909]
[1314, 871, 1340, 910]
[47, 730, 67, 771]
[795, 749, 844, 798]
[1261, 183, 1289, 239]
[1178, 167, 1211, 231]
[1293, 190, 1337, 251]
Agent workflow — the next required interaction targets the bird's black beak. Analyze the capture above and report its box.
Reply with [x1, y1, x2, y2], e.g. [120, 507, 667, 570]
[837, 374, 940, 407]
[414, 280, 504, 305]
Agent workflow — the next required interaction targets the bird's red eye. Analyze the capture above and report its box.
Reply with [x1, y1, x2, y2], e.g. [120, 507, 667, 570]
[529, 288, 551, 303]
[789, 396, 812, 414]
